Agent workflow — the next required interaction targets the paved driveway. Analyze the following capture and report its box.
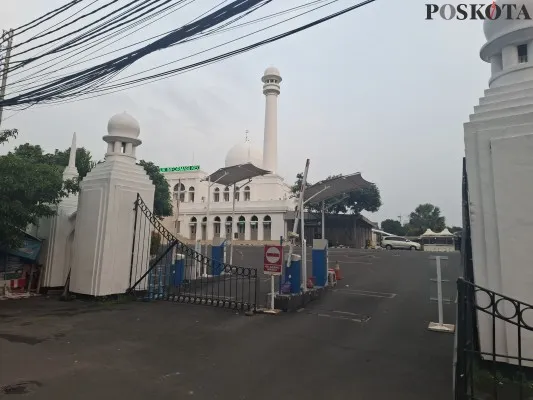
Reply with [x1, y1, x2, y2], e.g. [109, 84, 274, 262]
[0, 249, 460, 399]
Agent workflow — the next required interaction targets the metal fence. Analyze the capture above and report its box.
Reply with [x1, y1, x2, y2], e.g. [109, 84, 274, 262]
[127, 194, 259, 312]
[455, 158, 533, 399]
[455, 279, 533, 399]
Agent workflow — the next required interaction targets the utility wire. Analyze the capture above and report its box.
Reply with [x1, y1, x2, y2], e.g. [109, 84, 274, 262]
[12, 0, 86, 35]
[8, 0, 192, 77]
[16, 0, 375, 108]
[8, 0, 322, 92]
[0, 0, 272, 106]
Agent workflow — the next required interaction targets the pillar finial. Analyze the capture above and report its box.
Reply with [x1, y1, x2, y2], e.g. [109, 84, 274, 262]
[68, 132, 77, 168]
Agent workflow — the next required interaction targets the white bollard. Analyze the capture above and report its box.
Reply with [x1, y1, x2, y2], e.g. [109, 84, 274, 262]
[428, 256, 455, 333]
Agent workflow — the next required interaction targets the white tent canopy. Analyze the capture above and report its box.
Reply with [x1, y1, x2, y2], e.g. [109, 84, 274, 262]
[420, 228, 454, 237]
[421, 228, 436, 236]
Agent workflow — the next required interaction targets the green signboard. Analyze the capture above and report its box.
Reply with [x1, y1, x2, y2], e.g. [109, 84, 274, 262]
[159, 165, 200, 173]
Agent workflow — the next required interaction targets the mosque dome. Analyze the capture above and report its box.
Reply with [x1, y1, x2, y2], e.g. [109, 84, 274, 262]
[107, 112, 140, 138]
[225, 140, 263, 168]
[483, 0, 533, 42]
[264, 66, 280, 77]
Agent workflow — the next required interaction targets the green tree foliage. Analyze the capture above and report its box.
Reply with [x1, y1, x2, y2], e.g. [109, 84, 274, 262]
[0, 128, 18, 145]
[381, 219, 406, 236]
[138, 160, 172, 218]
[291, 172, 382, 215]
[0, 152, 73, 248]
[448, 226, 462, 233]
[406, 203, 446, 236]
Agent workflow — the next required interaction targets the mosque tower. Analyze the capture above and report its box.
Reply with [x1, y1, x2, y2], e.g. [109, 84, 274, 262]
[262, 66, 282, 174]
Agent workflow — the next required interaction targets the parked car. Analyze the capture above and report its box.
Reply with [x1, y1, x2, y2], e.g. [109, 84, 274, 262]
[381, 236, 421, 251]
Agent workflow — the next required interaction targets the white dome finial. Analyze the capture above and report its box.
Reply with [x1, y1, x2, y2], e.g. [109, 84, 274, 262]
[107, 111, 140, 138]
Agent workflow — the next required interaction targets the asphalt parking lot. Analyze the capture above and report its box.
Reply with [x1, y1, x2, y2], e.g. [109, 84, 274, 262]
[0, 248, 460, 400]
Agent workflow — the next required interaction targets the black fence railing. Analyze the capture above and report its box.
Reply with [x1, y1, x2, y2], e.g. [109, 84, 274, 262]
[455, 278, 533, 399]
[127, 194, 259, 312]
[455, 158, 533, 399]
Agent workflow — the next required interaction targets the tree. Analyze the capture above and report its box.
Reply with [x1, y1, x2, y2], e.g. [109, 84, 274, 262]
[381, 219, 406, 236]
[406, 203, 446, 236]
[290, 172, 382, 215]
[448, 226, 462, 233]
[0, 128, 18, 145]
[138, 160, 172, 218]
[0, 152, 73, 248]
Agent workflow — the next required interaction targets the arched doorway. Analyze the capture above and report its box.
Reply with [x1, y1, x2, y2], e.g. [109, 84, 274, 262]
[190, 217, 197, 239]
[238, 216, 246, 240]
[214, 216, 221, 237]
[250, 215, 258, 240]
[201, 217, 207, 240]
[263, 215, 272, 241]
[225, 216, 233, 238]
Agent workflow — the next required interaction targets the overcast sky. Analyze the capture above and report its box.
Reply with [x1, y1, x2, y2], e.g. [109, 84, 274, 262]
[0, 0, 490, 226]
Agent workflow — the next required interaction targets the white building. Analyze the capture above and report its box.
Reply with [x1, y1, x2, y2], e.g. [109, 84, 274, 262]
[464, 0, 533, 366]
[161, 67, 296, 243]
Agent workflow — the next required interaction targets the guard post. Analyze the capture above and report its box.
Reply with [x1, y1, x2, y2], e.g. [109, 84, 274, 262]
[211, 237, 227, 276]
[312, 238, 328, 287]
[284, 254, 301, 294]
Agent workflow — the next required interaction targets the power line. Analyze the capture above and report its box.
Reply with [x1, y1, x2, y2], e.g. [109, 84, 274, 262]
[7, 0, 323, 92]
[21, 0, 376, 108]
[12, 0, 86, 35]
[0, 0, 272, 106]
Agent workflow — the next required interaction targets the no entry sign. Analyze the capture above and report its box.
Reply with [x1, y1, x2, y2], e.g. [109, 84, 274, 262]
[264, 245, 283, 275]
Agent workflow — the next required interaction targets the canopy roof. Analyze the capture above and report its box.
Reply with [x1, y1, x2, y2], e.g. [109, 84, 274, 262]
[303, 173, 372, 204]
[205, 163, 270, 187]
[421, 228, 455, 237]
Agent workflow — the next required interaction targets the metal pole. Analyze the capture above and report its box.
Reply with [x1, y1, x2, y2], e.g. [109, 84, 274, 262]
[270, 275, 275, 310]
[301, 198, 307, 292]
[229, 183, 237, 265]
[0, 29, 14, 127]
[436, 256, 444, 326]
[205, 175, 211, 241]
[321, 201, 325, 239]
[175, 179, 181, 235]
[287, 159, 310, 269]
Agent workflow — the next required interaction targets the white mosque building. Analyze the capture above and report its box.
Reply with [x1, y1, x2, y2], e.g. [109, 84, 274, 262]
[161, 67, 296, 243]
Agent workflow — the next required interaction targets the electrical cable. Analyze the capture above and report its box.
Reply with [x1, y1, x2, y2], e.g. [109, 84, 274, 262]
[12, 0, 86, 35]
[8, 0, 192, 76]
[7, 0, 320, 92]
[0, 0, 272, 106]
[15, 0, 375, 108]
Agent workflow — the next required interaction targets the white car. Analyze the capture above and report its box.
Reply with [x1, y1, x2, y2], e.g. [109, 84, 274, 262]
[381, 236, 421, 251]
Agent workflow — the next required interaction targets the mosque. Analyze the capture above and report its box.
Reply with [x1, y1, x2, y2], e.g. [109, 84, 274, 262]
[160, 67, 377, 246]
[160, 67, 296, 243]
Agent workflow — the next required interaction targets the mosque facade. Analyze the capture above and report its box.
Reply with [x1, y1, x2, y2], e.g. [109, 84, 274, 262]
[161, 67, 296, 242]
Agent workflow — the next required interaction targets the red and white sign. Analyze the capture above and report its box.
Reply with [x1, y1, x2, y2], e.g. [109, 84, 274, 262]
[264, 245, 283, 275]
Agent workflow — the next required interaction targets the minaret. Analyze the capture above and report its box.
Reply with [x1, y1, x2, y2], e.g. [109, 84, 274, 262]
[63, 132, 79, 180]
[262, 66, 281, 174]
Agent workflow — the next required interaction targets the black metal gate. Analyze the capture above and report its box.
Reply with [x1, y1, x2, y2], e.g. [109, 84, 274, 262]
[127, 194, 259, 312]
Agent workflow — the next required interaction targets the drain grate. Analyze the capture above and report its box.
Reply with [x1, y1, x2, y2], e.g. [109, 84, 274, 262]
[1, 381, 42, 395]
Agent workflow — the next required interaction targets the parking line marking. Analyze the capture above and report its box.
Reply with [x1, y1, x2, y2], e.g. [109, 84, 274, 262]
[333, 289, 397, 299]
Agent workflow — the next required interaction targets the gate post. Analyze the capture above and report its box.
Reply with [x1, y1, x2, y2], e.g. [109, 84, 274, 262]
[128, 194, 139, 289]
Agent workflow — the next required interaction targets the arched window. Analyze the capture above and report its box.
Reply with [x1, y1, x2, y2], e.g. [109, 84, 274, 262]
[188, 186, 195, 203]
[250, 215, 258, 240]
[174, 183, 185, 202]
[214, 216, 221, 236]
[225, 216, 233, 237]
[214, 187, 220, 202]
[244, 186, 251, 201]
[263, 215, 271, 241]
[238, 216, 246, 238]
[201, 216, 207, 240]
[189, 217, 197, 239]
[234, 190, 240, 202]
[224, 187, 230, 202]
[202, 216, 207, 224]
